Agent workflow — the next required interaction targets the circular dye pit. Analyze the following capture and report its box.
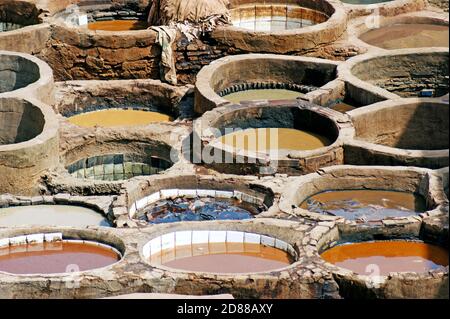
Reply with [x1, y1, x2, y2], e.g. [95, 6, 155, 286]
[0, 240, 120, 275]
[0, 54, 40, 94]
[0, 98, 44, 145]
[219, 128, 332, 152]
[351, 101, 449, 150]
[67, 109, 172, 128]
[301, 190, 426, 221]
[360, 24, 449, 49]
[230, 3, 329, 32]
[88, 20, 148, 31]
[223, 89, 304, 103]
[150, 242, 293, 273]
[350, 50, 449, 98]
[0, 205, 111, 228]
[136, 198, 257, 224]
[67, 154, 172, 181]
[321, 241, 449, 275]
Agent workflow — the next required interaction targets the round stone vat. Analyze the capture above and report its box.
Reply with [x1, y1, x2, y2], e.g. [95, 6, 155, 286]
[0, 98, 59, 196]
[67, 153, 173, 182]
[55, 80, 192, 125]
[230, 0, 330, 32]
[0, 98, 44, 145]
[212, 0, 347, 54]
[57, 1, 149, 32]
[300, 190, 426, 221]
[63, 136, 176, 182]
[279, 165, 448, 234]
[317, 228, 449, 298]
[346, 98, 449, 168]
[193, 100, 351, 175]
[0, 52, 40, 94]
[0, 232, 122, 275]
[143, 230, 296, 274]
[0, 205, 111, 228]
[195, 54, 339, 114]
[0, 51, 54, 105]
[113, 174, 274, 227]
[344, 48, 449, 98]
[0, 0, 42, 33]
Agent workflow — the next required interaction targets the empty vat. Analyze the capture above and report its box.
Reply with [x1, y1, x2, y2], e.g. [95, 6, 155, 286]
[349, 49, 449, 98]
[67, 154, 173, 181]
[0, 53, 40, 94]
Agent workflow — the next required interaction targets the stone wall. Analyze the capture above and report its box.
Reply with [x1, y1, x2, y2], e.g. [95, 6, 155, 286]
[38, 24, 161, 81]
[428, 0, 449, 12]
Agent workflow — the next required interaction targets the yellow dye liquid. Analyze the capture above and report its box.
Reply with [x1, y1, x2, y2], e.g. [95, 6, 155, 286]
[68, 109, 172, 128]
[219, 128, 331, 151]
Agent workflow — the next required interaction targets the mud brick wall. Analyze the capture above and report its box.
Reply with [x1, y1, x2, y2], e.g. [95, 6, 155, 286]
[38, 25, 161, 81]
[175, 34, 243, 85]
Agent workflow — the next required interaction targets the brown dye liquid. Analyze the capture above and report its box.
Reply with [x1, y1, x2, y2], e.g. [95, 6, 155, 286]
[151, 243, 293, 273]
[301, 190, 426, 221]
[223, 89, 304, 103]
[0, 242, 120, 274]
[330, 102, 357, 113]
[88, 20, 148, 31]
[321, 241, 449, 275]
[360, 24, 449, 49]
[68, 109, 172, 128]
[219, 128, 331, 152]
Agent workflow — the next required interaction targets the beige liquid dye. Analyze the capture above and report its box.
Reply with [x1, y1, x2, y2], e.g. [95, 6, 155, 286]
[151, 242, 293, 273]
[219, 128, 331, 151]
[88, 20, 148, 31]
[68, 109, 172, 128]
[360, 24, 449, 49]
[0, 205, 110, 227]
[223, 89, 304, 103]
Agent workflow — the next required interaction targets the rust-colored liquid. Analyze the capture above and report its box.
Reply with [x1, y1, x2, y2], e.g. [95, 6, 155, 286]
[88, 20, 148, 31]
[0, 242, 120, 274]
[151, 243, 293, 273]
[301, 190, 426, 221]
[321, 241, 448, 275]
